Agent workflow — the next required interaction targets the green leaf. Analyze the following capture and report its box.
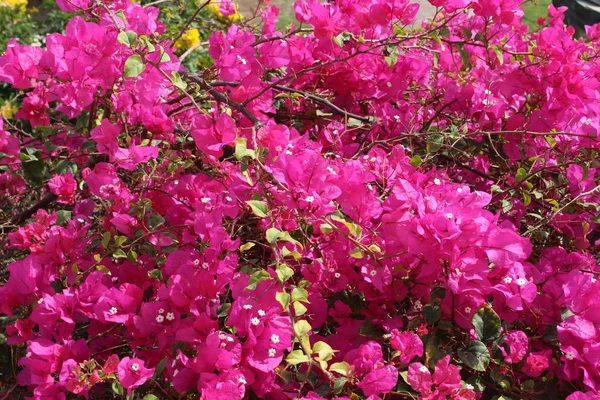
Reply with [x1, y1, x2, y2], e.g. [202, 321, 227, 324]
[426, 134, 444, 153]
[491, 45, 504, 65]
[291, 287, 309, 303]
[96, 265, 111, 275]
[143, 395, 160, 400]
[294, 320, 312, 338]
[409, 155, 423, 167]
[246, 200, 268, 218]
[20, 149, 45, 187]
[239, 242, 255, 252]
[276, 264, 294, 282]
[276, 291, 291, 309]
[329, 361, 350, 376]
[333, 377, 348, 393]
[56, 210, 72, 226]
[313, 341, 336, 362]
[423, 304, 441, 325]
[124, 55, 145, 78]
[147, 214, 165, 230]
[234, 138, 256, 160]
[112, 249, 127, 259]
[101, 232, 111, 249]
[246, 269, 272, 290]
[112, 381, 124, 395]
[293, 301, 308, 316]
[286, 350, 310, 365]
[117, 31, 137, 47]
[158, 47, 171, 63]
[171, 71, 188, 90]
[153, 358, 167, 377]
[473, 305, 502, 342]
[458, 340, 490, 371]
[266, 227, 282, 244]
[515, 167, 528, 182]
[349, 247, 364, 259]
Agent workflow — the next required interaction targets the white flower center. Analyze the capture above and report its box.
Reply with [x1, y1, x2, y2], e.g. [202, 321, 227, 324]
[419, 366, 428, 373]
[201, 197, 211, 204]
[109, 307, 118, 315]
[516, 278, 527, 287]
[268, 348, 277, 357]
[131, 363, 140, 372]
[243, 304, 253, 310]
[166, 312, 175, 321]
[305, 196, 315, 203]
[433, 178, 441, 185]
[251, 317, 260, 326]
[503, 277, 513, 284]
[464, 307, 472, 314]
[158, 308, 165, 314]
[257, 309, 266, 316]
[156, 315, 165, 323]
[565, 351, 575, 361]
[271, 334, 280, 344]
[370, 270, 377, 276]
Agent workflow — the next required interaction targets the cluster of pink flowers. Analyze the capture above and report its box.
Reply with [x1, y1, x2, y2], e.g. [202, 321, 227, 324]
[1, 0, 600, 398]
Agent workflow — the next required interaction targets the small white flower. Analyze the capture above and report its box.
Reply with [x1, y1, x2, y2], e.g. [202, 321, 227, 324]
[158, 308, 165, 314]
[226, 196, 233, 202]
[156, 315, 165, 323]
[370, 270, 377, 276]
[285, 150, 293, 155]
[446, 213, 454, 219]
[193, 259, 200, 266]
[219, 332, 227, 340]
[109, 307, 118, 315]
[335, 273, 341, 278]
[202, 262, 209, 269]
[585, 118, 592, 125]
[251, 317, 260, 326]
[238, 377, 247, 384]
[271, 334, 280, 344]
[326, 167, 336, 175]
[419, 366, 429, 373]
[393, 115, 400, 121]
[166, 312, 175, 321]
[503, 276, 513, 284]
[433, 178, 441, 185]
[243, 304, 253, 310]
[201, 197, 211, 204]
[565, 351, 575, 361]
[464, 307, 472, 314]
[386, 81, 392, 87]
[516, 278, 527, 287]
[457, 187, 463, 193]
[305, 196, 315, 203]
[131, 363, 140, 372]
[268, 348, 277, 357]
[257, 309, 266, 316]
[227, 337, 234, 342]
[484, 89, 492, 95]
[237, 55, 247, 65]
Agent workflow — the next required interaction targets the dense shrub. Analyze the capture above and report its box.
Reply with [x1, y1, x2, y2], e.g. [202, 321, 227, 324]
[1, 0, 600, 399]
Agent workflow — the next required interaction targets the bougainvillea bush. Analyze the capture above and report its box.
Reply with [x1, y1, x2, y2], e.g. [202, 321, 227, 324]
[1, 0, 600, 398]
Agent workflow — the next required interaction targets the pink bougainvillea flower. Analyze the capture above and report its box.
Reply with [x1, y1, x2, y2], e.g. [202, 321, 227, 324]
[117, 357, 154, 392]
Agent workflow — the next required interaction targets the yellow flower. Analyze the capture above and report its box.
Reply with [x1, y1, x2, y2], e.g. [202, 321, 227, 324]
[1, 101, 18, 119]
[206, 0, 242, 22]
[0, 0, 26, 8]
[175, 28, 201, 50]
